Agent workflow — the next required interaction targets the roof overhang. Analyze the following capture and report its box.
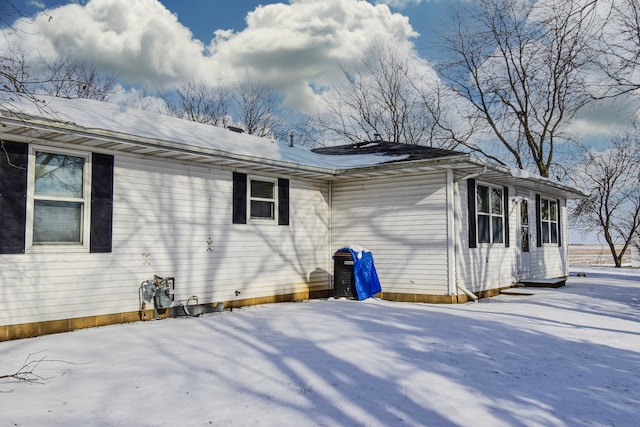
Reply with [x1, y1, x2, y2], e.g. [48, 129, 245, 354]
[0, 111, 334, 180]
[330, 153, 588, 199]
[1, 109, 588, 199]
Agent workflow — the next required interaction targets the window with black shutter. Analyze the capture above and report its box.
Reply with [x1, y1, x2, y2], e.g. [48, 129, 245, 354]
[0, 142, 114, 254]
[538, 196, 559, 246]
[468, 180, 509, 247]
[232, 172, 289, 225]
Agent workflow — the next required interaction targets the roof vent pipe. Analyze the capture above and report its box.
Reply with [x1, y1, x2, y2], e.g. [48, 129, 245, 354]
[289, 131, 294, 147]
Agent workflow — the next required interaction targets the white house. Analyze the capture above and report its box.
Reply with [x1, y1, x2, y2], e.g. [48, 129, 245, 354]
[0, 96, 585, 340]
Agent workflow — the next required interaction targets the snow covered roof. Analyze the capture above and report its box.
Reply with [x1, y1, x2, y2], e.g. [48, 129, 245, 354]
[0, 95, 586, 197]
[0, 95, 411, 175]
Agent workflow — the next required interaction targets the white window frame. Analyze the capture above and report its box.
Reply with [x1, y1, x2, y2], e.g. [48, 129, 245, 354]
[247, 175, 278, 223]
[540, 198, 558, 244]
[476, 183, 504, 245]
[26, 145, 92, 253]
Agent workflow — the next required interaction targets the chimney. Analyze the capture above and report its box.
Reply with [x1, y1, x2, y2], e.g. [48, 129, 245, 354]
[289, 131, 295, 147]
[373, 133, 381, 141]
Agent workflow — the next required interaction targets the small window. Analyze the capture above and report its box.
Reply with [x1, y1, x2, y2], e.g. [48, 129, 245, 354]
[27, 147, 91, 251]
[540, 198, 558, 244]
[476, 184, 504, 244]
[249, 177, 276, 220]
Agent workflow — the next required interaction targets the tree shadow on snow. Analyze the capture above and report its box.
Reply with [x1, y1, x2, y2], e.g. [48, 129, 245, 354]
[154, 295, 640, 427]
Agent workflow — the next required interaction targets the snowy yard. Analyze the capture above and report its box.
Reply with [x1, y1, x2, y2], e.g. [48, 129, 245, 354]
[1, 268, 639, 427]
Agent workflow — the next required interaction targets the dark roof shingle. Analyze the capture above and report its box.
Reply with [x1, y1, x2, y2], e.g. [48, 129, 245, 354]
[312, 141, 465, 163]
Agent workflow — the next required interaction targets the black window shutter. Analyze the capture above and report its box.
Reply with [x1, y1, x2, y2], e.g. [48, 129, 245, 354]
[467, 179, 477, 248]
[557, 198, 562, 247]
[278, 178, 289, 226]
[0, 142, 28, 254]
[503, 186, 510, 248]
[232, 172, 247, 224]
[90, 153, 114, 253]
[535, 194, 542, 247]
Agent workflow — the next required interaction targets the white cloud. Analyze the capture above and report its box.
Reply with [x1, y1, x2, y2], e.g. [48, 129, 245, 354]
[373, 0, 425, 7]
[27, 1, 46, 9]
[205, 0, 420, 111]
[2, 0, 423, 114]
[3, 0, 207, 83]
[567, 95, 640, 138]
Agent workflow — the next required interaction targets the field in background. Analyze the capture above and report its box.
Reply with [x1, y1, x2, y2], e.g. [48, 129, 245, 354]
[569, 244, 639, 267]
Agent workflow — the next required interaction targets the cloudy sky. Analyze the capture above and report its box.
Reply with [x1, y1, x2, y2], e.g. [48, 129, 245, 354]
[3, 0, 638, 139]
[5, 0, 453, 113]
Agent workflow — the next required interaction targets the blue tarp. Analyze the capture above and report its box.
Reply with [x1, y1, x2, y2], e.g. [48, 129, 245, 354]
[340, 247, 382, 300]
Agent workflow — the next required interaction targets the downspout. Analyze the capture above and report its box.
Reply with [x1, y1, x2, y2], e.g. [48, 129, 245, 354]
[328, 180, 333, 293]
[446, 169, 456, 297]
[452, 167, 487, 303]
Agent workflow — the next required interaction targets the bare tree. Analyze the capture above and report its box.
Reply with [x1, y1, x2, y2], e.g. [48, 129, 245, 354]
[0, 46, 32, 95]
[233, 82, 285, 139]
[1, 4, 41, 101]
[316, 45, 459, 148]
[595, 0, 640, 97]
[284, 113, 320, 148]
[44, 58, 117, 101]
[2, 4, 116, 102]
[571, 127, 640, 267]
[2, 49, 117, 102]
[158, 79, 231, 127]
[439, 0, 599, 177]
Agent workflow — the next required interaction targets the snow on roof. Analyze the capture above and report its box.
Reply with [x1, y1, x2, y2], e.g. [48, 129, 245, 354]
[0, 95, 588, 197]
[0, 95, 409, 171]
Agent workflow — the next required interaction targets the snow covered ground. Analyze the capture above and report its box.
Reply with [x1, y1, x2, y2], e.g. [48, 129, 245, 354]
[1, 268, 639, 427]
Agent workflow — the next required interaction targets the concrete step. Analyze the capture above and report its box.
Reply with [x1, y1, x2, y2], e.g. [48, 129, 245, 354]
[517, 278, 566, 288]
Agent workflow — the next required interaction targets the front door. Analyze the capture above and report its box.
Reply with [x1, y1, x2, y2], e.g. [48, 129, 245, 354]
[519, 199, 531, 277]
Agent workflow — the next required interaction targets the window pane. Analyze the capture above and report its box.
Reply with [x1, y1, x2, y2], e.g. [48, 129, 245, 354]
[492, 216, 504, 243]
[477, 185, 489, 213]
[550, 201, 557, 221]
[250, 180, 274, 199]
[520, 200, 529, 226]
[250, 200, 274, 219]
[33, 200, 82, 243]
[478, 215, 490, 243]
[542, 222, 550, 243]
[35, 152, 84, 198]
[521, 226, 530, 252]
[491, 187, 503, 214]
[550, 223, 558, 243]
[541, 199, 549, 220]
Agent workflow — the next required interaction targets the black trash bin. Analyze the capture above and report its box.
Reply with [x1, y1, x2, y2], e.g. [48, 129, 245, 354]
[334, 250, 356, 299]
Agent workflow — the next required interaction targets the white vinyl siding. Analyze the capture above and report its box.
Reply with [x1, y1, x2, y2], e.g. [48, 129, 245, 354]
[458, 179, 517, 291]
[0, 154, 330, 326]
[331, 172, 449, 295]
[459, 184, 568, 291]
[529, 198, 568, 278]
